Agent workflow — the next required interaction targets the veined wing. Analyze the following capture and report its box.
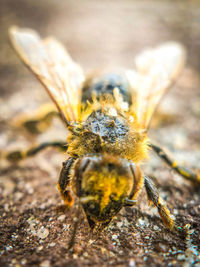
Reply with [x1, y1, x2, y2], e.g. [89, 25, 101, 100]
[9, 26, 85, 126]
[126, 42, 186, 130]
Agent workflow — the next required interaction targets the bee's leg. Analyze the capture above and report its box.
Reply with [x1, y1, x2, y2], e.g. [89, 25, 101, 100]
[86, 214, 96, 230]
[13, 104, 59, 135]
[150, 142, 200, 184]
[98, 219, 112, 232]
[68, 202, 81, 250]
[128, 163, 143, 202]
[5, 141, 66, 162]
[90, 219, 112, 234]
[144, 176, 175, 230]
[57, 157, 75, 208]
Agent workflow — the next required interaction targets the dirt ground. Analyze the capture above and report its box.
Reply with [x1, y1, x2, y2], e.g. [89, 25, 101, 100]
[0, 0, 200, 266]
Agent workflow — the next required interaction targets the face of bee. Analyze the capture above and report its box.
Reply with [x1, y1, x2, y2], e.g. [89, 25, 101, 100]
[73, 154, 134, 225]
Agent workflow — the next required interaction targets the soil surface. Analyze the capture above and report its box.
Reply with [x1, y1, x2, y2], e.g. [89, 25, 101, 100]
[0, 1, 200, 266]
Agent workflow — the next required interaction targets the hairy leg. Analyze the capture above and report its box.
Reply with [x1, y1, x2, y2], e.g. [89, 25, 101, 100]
[129, 163, 143, 202]
[5, 141, 66, 162]
[144, 176, 175, 230]
[13, 103, 59, 135]
[57, 157, 75, 207]
[150, 142, 200, 183]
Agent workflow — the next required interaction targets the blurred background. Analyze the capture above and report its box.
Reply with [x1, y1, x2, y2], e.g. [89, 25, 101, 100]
[1, 0, 200, 94]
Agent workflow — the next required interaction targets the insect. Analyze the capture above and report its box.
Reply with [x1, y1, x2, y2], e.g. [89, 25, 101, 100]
[7, 26, 200, 233]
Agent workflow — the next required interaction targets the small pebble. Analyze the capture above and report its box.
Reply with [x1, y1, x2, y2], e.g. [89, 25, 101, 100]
[25, 184, 34, 194]
[40, 203, 47, 210]
[83, 252, 88, 258]
[37, 246, 43, 251]
[1, 177, 15, 196]
[129, 258, 135, 267]
[112, 234, 118, 240]
[14, 192, 23, 201]
[11, 259, 17, 264]
[73, 244, 83, 254]
[154, 243, 169, 253]
[73, 217, 78, 222]
[138, 219, 145, 226]
[88, 239, 94, 245]
[119, 250, 123, 255]
[153, 225, 160, 231]
[173, 209, 179, 215]
[21, 259, 27, 265]
[177, 254, 185, 260]
[4, 204, 9, 212]
[40, 260, 50, 267]
[123, 218, 129, 227]
[57, 214, 66, 222]
[63, 224, 70, 230]
[185, 247, 198, 257]
[6, 246, 13, 251]
[117, 221, 123, 228]
[37, 228, 49, 239]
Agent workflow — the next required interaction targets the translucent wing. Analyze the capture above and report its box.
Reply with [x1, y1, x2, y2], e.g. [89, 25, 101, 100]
[126, 42, 186, 130]
[9, 26, 85, 126]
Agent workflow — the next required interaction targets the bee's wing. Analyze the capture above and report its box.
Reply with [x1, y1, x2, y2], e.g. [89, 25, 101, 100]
[126, 42, 186, 130]
[9, 26, 85, 126]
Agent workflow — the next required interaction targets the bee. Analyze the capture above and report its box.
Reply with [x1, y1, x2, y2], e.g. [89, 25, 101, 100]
[8, 26, 200, 233]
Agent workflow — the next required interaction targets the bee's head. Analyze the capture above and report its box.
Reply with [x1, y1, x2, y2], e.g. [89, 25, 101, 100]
[73, 154, 138, 229]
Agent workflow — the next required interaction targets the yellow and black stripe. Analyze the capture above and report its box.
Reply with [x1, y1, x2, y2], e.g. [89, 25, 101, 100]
[57, 157, 75, 207]
[13, 104, 59, 135]
[144, 176, 175, 230]
[5, 141, 66, 162]
[150, 143, 200, 184]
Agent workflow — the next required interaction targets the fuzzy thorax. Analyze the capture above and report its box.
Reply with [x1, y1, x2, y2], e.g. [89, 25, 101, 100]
[67, 106, 148, 163]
